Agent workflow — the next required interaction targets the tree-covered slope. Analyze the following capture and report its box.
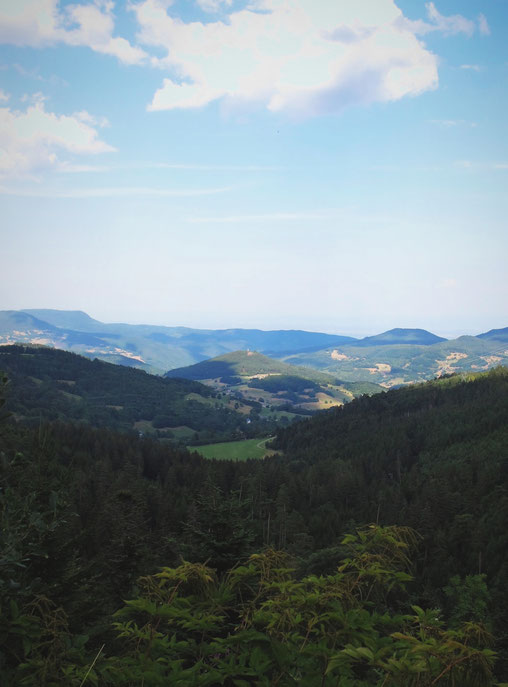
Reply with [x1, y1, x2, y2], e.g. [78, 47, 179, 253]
[477, 326, 508, 342]
[0, 344, 268, 441]
[166, 350, 381, 411]
[1, 366, 508, 683]
[166, 350, 342, 382]
[273, 367, 508, 585]
[282, 335, 508, 386]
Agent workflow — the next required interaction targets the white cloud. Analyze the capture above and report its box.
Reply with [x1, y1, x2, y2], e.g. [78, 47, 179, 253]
[0, 89, 9, 102]
[0, 97, 116, 179]
[57, 160, 283, 173]
[0, 184, 232, 197]
[424, 2, 475, 36]
[478, 14, 490, 37]
[195, 0, 233, 13]
[460, 64, 481, 72]
[12, 62, 69, 86]
[57, 162, 112, 173]
[187, 210, 343, 223]
[397, 2, 477, 37]
[73, 110, 110, 127]
[134, 0, 439, 116]
[0, 0, 147, 65]
[453, 161, 508, 172]
[429, 119, 477, 128]
[454, 160, 473, 169]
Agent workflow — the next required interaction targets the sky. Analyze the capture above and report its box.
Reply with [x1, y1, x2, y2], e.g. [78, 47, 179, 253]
[0, 0, 507, 338]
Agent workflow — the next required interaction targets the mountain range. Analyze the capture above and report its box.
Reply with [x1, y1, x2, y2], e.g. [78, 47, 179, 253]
[0, 309, 507, 386]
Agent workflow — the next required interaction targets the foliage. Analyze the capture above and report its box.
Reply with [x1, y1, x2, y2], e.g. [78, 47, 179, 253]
[1, 366, 508, 683]
[0, 345, 278, 442]
[95, 526, 497, 686]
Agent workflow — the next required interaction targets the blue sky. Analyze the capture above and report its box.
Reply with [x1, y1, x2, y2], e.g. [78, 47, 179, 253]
[0, 0, 507, 337]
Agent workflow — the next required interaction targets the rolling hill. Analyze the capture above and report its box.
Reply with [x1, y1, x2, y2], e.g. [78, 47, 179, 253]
[477, 326, 508, 342]
[166, 350, 381, 412]
[281, 334, 508, 387]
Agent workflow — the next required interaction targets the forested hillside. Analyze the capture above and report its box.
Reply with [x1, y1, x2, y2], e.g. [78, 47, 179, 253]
[1, 366, 507, 684]
[282, 335, 508, 386]
[166, 350, 381, 412]
[0, 345, 279, 443]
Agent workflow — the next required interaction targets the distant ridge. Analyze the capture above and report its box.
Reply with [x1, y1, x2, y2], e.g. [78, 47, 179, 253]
[1, 309, 360, 373]
[354, 328, 447, 347]
[0, 310, 60, 334]
[477, 326, 508, 342]
[22, 309, 103, 331]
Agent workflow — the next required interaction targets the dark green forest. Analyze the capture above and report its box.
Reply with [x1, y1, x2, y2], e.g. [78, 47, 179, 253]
[0, 345, 280, 444]
[1, 348, 508, 685]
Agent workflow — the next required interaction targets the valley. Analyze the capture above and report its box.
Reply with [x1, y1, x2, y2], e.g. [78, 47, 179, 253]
[2, 348, 507, 684]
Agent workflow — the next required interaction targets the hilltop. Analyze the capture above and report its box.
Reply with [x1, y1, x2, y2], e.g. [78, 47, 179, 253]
[166, 350, 381, 412]
[352, 327, 446, 347]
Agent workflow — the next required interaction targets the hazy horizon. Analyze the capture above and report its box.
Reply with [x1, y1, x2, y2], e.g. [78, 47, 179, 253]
[1, 1, 507, 336]
[4, 305, 504, 341]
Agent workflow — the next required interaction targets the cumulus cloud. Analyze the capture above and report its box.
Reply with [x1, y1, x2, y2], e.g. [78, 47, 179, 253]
[0, 96, 116, 179]
[0, 0, 147, 65]
[133, 0, 440, 116]
[0, 1, 487, 118]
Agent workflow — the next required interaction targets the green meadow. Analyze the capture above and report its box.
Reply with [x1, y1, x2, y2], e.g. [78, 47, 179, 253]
[189, 437, 274, 461]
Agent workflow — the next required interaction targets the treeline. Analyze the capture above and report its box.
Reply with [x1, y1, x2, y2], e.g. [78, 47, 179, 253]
[1, 366, 508, 683]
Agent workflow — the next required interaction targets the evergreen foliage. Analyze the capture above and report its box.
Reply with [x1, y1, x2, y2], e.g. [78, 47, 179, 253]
[0, 345, 279, 442]
[1, 363, 507, 683]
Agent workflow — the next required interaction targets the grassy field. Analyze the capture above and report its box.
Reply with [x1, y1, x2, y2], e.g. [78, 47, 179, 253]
[169, 425, 196, 440]
[189, 437, 275, 461]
